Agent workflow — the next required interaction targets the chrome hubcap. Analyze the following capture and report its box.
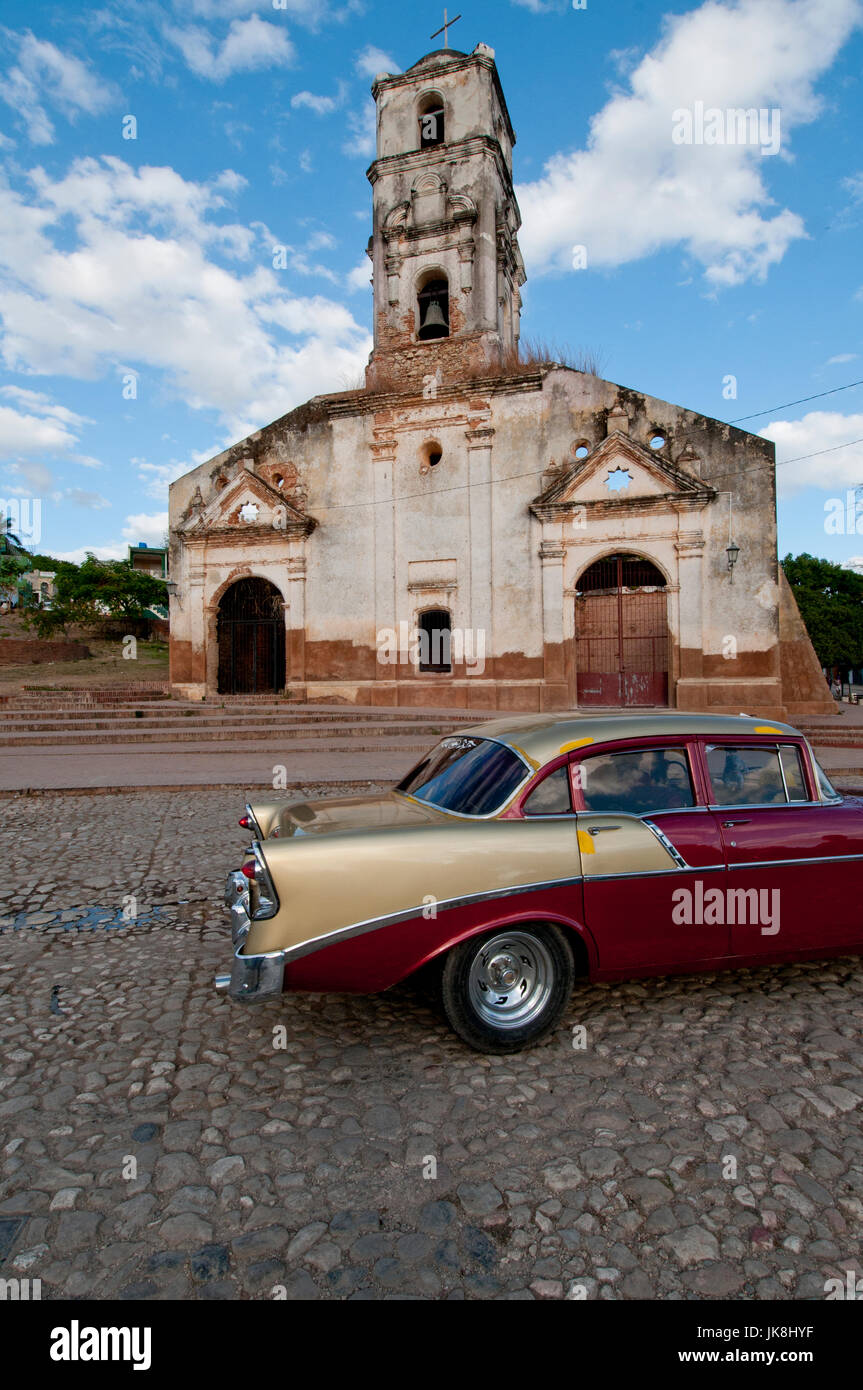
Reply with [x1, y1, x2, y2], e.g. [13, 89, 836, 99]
[468, 931, 554, 1030]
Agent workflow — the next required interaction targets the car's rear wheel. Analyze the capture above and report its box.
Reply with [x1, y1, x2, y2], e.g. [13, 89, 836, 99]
[440, 923, 574, 1053]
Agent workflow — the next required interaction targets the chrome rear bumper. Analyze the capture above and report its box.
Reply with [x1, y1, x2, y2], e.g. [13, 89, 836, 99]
[217, 870, 286, 1004]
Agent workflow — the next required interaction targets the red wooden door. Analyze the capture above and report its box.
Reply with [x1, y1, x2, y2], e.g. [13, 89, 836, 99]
[575, 555, 668, 707]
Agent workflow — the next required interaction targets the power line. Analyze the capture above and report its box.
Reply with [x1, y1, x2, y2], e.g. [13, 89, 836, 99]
[728, 377, 863, 423]
[314, 433, 863, 510]
[776, 435, 863, 469]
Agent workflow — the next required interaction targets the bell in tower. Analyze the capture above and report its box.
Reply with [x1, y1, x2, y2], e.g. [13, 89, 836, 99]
[365, 41, 526, 389]
[417, 277, 450, 340]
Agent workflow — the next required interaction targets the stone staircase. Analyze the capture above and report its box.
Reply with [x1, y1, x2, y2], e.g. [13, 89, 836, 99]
[0, 695, 490, 792]
[0, 691, 859, 792]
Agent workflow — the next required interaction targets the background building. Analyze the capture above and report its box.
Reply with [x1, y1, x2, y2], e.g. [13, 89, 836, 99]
[168, 41, 831, 718]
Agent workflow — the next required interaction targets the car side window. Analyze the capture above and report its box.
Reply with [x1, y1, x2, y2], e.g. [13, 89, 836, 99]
[779, 745, 808, 801]
[705, 744, 789, 806]
[578, 746, 696, 815]
[523, 764, 572, 816]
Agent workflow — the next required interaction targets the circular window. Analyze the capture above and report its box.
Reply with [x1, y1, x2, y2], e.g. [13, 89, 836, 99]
[575, 445, 589, 460]
[274, 474, 284, 490]
[420, 440, 443, 473]
[649, 433, 666, 450]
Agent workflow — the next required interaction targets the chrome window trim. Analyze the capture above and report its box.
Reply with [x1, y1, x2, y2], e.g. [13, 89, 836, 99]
[642, 818, 690, 868]
[587, 865, 727, 883]
[704, 800, 823, 813]
[727, 852, 863, 871]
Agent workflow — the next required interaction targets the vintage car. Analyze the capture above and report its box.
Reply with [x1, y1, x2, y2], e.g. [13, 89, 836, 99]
[215, 712, 862, 1052]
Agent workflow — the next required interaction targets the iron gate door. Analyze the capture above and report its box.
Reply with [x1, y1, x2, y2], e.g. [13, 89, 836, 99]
[217, 578, 285, 694]
[575, 555, 668, 708]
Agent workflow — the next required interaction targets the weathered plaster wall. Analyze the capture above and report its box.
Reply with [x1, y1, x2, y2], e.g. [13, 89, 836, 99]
[168, 362, 833, 715]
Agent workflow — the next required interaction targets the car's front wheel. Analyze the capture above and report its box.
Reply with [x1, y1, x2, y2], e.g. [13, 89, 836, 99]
[440, 923, 574, 1053]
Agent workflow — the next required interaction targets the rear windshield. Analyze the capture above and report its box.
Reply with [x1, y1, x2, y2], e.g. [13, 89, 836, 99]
[397, 736, 528, 815]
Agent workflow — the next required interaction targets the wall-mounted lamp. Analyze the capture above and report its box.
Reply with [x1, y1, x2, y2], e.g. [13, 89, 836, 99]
[726, 540, 740, 580]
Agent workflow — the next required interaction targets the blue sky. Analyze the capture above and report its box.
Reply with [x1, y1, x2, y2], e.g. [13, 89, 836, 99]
[0, 0, 862, 566]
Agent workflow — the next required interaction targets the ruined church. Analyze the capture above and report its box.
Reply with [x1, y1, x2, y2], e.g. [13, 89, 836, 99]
[168, 41, 831, 716]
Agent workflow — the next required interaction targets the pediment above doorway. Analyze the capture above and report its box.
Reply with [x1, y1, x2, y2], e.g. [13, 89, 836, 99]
[177, 469, 317, 541]
[530, 432, 715, 521]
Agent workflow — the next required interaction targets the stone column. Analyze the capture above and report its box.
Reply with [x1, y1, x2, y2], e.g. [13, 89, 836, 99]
[371, 427, 397, 693]
[540, 538, 566, 693]
[466, 427, 494, 676]
[285, 551, 306, 685]
[675, 532, 705, 705]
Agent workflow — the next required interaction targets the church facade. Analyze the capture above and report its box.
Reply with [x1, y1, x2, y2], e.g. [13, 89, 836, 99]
[168, 42, 831, 718]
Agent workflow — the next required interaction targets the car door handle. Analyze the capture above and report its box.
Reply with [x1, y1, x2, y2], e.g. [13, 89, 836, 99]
[587, 825, 621, 834]
[722, 819, 751, 827]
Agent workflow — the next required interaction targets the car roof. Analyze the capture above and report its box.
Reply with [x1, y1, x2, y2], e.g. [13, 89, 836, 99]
[458, 711, 801, 769]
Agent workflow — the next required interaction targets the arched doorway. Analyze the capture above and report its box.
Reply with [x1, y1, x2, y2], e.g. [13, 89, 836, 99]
[217, 577, 285, 694]
[575, 554, 668, 707]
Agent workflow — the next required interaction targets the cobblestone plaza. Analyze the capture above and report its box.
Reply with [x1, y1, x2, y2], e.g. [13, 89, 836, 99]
[2, 789, 862, 1300]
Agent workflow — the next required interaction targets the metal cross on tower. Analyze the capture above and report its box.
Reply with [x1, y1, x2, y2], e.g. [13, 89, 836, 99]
[430, 9, 462, 47]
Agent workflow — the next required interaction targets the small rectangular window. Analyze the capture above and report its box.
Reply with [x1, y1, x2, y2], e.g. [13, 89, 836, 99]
[579, 746, 695, 815]
[523, 764, 572, 816]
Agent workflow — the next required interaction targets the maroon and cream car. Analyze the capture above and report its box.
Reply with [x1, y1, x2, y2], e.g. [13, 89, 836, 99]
[217, 712, 862, 1052]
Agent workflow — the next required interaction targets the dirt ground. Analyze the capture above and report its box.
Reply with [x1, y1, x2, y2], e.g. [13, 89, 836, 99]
[0, 610, 168, 691]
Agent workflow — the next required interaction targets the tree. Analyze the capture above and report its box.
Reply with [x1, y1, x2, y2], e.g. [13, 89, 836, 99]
[781, 553, 863, 672]
[54, 557, 168, 623]
[0, 515, 32, 593]
[19, 556, 167, 637]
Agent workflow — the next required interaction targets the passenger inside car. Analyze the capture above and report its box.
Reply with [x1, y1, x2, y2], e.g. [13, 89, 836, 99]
[580, 747, 695, 814]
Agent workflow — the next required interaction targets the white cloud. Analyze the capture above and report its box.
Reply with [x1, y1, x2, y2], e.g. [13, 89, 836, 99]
[0, 400, 84, 458]
[845, 172, 863, 202]
[164, 15, 296, 82]
[0, 31, 116, 145]
[2, 458, 55, 494]
[45, 509, 168, 563]
[181, 0, 358, 27]
[292, 91, 338, 115]
[826, 353, 859, 364]
[122, 512, 169, 546]
[0, 155, 372, 441]
[66, 488, 110, 510]
[347, 259, 371, 291]
[517, 0, 863, 287]
[291, 85, 347, 115]
[343, 104, 376, 158]
[355, 46, 400, 79]
[510, 0, 567, 11]
[48, 542, 126, 563]
[761, 410, 863, 495]
[138, 459, 194, 501]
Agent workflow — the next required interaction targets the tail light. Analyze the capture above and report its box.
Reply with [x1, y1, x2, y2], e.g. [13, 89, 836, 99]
[249, 841, 279, 920]
[238, 815, 252, 830]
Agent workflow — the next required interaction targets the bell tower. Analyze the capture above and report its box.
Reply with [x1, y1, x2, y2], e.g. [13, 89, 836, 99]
[365, 42, 525, 390]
